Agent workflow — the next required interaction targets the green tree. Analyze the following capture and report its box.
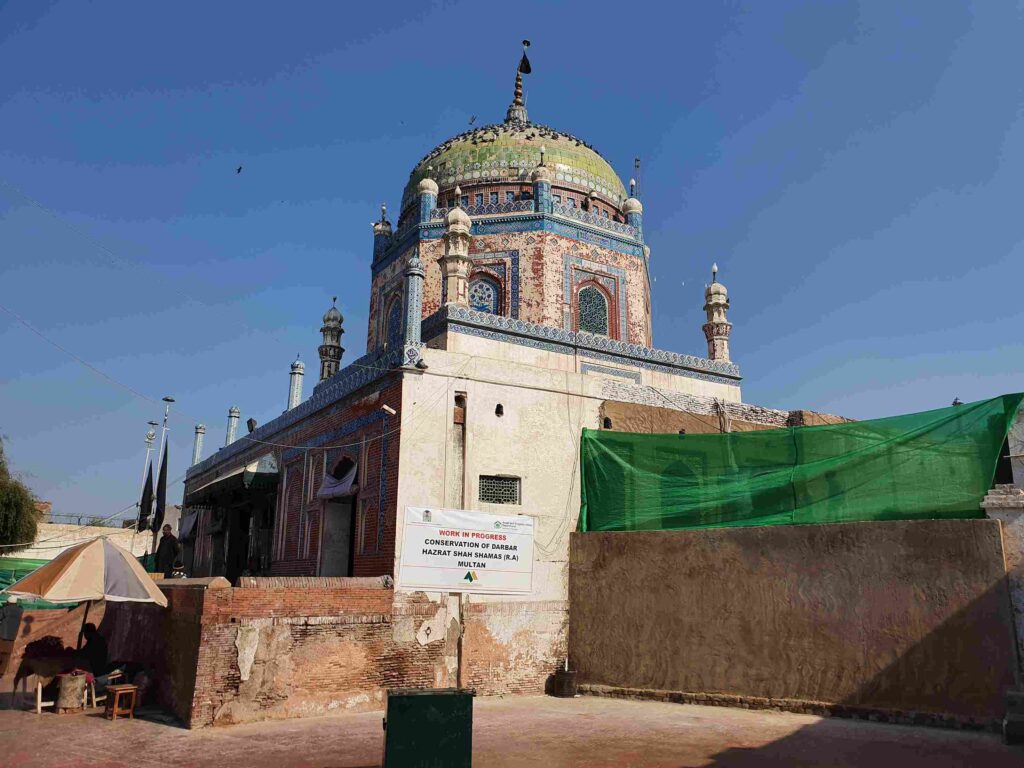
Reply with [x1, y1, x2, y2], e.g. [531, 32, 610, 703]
[0, 436, 40, 553]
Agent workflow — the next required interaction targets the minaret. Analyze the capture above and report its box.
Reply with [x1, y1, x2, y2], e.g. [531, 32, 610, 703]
[417, 176, 438, 224]
[225, 406, 240, 446]
[622, 179, 643, 240]
[191, 424, 205, 466]
[531, 148, 552, 214]
[402, 248, 426, 364]
[319, 297, 345, 381]
[441, 190, 472, 307]
[702, 263, 732, 362]
[372, 204, 393, 262]
[287, 355, 304, 410]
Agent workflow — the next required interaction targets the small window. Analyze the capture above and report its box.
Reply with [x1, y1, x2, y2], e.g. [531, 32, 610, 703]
[479, 475, 521, 505]
[490, 192, 499, 205]
[568, 198, 576, 208]
[505, 191, 515, 203]
[474, 193, 483, 207]
[602, 209, 609, 218]
[553, 194, 562, 204]
[578, 285, 610, 336]
[460, 195, 469, 207]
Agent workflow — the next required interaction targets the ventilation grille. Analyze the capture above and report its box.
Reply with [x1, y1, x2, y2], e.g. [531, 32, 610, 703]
[478, 475, 521, 505]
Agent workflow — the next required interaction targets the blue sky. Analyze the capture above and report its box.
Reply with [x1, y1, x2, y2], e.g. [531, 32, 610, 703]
[1, 1, 1022, 520]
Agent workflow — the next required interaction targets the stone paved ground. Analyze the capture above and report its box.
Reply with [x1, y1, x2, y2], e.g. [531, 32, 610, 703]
[1, 695, 1022, 768]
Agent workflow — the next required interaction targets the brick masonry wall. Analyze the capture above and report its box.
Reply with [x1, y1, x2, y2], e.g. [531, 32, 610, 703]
[370, 228, 651, 350]
[178, 582, 452, 727]
[462, 600, 568, 696]
[186, 378, 403, 579]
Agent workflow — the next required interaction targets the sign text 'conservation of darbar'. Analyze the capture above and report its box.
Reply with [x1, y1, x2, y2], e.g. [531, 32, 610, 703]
[396, 507, 535, 594]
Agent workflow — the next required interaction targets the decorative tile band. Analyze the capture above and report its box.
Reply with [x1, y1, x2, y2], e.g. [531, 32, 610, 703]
[421, 305, 741, 384]
[373, 211, 645, 274]
[580, 363, 643, 384]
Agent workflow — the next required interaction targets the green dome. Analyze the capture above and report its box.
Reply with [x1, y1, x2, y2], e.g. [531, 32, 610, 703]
[401, 121, 628, 213]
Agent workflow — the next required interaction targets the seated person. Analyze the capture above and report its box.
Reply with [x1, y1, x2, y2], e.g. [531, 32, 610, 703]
[80, 623, 109, 676]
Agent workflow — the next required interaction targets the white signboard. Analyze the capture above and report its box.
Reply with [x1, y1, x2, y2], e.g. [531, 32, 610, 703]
[397, 507, 535, 595]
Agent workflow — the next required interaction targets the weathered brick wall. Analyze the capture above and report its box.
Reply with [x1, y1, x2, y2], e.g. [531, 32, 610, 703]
[185, 582, 452, 728]
[462, 600, 568, 696]
[186, 378, 403, 579]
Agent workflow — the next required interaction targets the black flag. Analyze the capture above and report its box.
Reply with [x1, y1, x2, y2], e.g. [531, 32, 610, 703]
[519, 39, 531, 74]
[152, 444, 168, 533]
[137, 461, 153, 532]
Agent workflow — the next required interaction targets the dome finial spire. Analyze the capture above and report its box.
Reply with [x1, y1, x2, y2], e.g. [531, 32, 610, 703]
[505, 40, 532, 125]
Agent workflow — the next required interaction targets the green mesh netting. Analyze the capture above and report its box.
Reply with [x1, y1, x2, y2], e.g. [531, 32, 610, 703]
[579, 393, 1023, 532]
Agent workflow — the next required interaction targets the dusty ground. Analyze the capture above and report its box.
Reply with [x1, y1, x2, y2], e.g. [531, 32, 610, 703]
[0, 695, 1022, 768]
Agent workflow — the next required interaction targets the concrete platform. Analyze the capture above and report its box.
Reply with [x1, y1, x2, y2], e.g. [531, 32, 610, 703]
[1, 695, 1022, 767]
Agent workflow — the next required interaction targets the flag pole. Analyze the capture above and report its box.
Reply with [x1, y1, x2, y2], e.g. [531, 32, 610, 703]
[151, 396, 174, 563]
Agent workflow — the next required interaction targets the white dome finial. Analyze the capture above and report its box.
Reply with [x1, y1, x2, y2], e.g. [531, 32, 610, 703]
[711, 262, 718, 282]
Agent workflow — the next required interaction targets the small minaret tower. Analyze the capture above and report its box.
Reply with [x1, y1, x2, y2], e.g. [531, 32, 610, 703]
[702, 263, 732, 362]
[287, 355, 304, 410]
[440, 191, 472, 307]
[225, 406, 240, 446]
[319, 297, 345, 381]
[191, 424, 206, 466]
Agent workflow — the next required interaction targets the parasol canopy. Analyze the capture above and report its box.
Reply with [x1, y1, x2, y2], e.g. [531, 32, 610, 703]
[5, 536, 168, 607]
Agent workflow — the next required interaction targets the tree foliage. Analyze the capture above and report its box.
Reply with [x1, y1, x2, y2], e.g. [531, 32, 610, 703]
[0, 436, 39, 552]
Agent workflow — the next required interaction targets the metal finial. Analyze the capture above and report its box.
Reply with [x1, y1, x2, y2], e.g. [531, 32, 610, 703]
[711, 263, 718, 282]
[539, 145, 546, 166]
[454, 186, 462, 205]
[332, 296, 337, 305]
[629, 178, 636, 196]
[380, 203, 387, 222]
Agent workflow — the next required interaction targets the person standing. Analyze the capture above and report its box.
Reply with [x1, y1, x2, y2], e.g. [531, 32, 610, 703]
[155, 524, 181, 578]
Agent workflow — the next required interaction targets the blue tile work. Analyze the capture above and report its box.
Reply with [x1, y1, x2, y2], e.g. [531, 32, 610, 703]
[440, 250, 520, 319]
[372, 211, 645, 275]
[421, 305, 741, 385]
[377, 413, 391, 551]
[563, 254, 629, 336]
[580, 363, 642, 383]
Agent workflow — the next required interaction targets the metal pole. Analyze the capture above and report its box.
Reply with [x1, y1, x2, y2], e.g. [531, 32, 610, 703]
[151, 396, 175, 558]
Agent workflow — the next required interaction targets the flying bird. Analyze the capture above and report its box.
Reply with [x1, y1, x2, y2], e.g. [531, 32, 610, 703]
[236, 166, 243, 174]
[469, 115, 477, 125]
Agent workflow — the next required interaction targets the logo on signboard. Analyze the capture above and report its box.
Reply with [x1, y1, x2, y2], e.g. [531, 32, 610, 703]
[423, 510, 432, 523]
[494, 521, 501, 529]
[463, 571, 479, 583]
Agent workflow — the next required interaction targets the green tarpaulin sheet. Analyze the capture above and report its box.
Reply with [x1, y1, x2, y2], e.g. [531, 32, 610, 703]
[580, 393, 1023, 532]
[0, 557, 76, 609]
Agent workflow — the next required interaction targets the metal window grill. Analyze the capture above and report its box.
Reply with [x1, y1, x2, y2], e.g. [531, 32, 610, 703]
[479, 475, 521, 505]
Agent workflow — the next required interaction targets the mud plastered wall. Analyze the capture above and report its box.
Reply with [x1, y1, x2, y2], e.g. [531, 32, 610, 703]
[570, 520, 1017, 724]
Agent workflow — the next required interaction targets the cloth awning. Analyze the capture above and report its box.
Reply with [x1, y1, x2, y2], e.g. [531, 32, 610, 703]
[177, 510, 199, 541]
[317, 462, 358, 499]
[187, 453, 279, 503]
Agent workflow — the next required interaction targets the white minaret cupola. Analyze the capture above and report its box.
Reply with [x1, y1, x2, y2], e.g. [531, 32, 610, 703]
[225, 406, 240, 446]
[702, 263, 732, 362]
[191, 424, 206, 466]
[319, 297, 345, 381]
[287, 355, 304, 411]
